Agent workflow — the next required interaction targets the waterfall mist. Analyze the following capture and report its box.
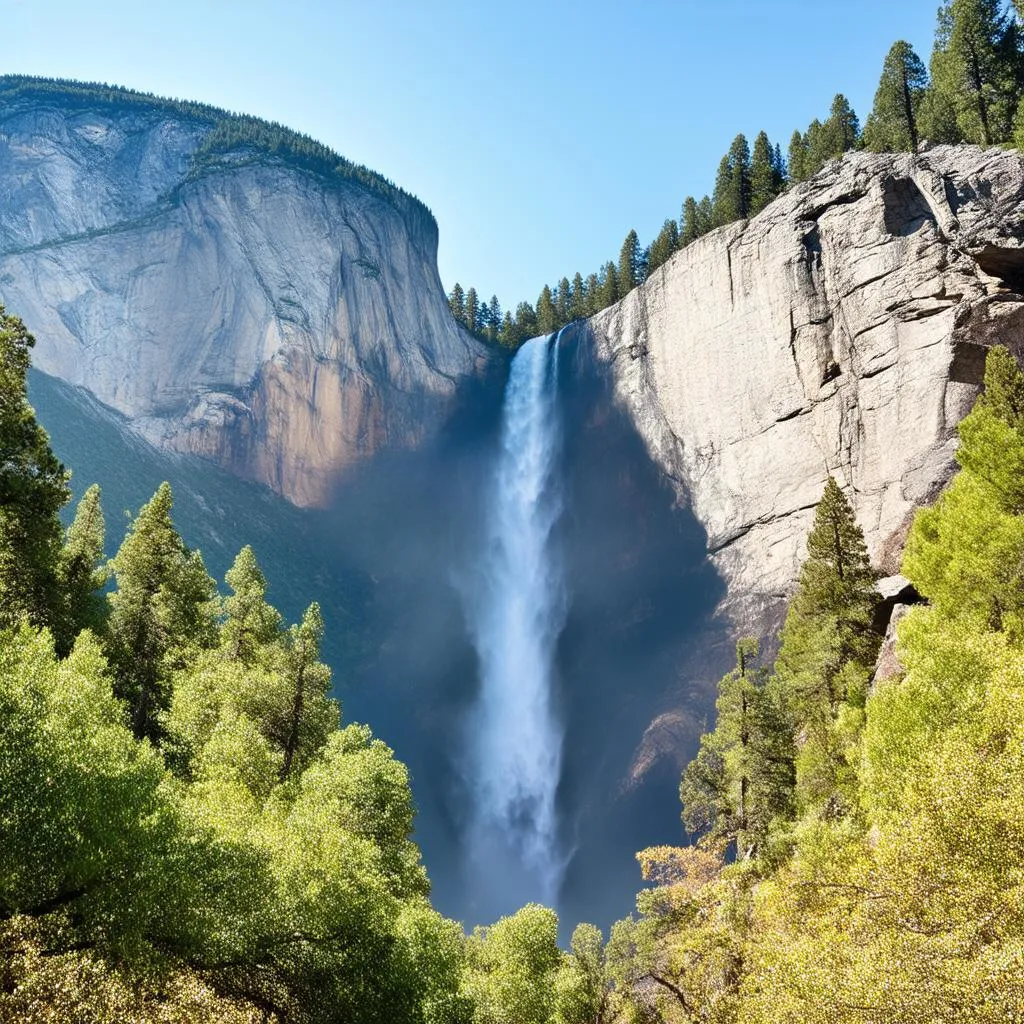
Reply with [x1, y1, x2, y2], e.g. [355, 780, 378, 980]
[462, 333, 567, 915]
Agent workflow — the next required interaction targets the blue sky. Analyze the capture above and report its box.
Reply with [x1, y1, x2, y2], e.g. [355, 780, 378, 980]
[3, 0, 941, 305]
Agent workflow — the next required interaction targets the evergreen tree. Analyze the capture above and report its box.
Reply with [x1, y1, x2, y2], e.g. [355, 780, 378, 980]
[681, 639, 795, 859]
[774, 478, 880, 814]
[681, 196, 703, 245]
[711, 134, 752, 227]
[598, 262, 619, 309]
[822, 94, 861, 156]
[55, 484, 107, 654]
[465, 286, 480, 334]
[618, 229, 642, 294]
[929, 0, 1019, 145]
[0, 305, 70, 634]
[106, 483, 218, 741]
[221, 545, 282, 664]
[646, 218, 680, 274]
[584, 273, 601, 316]
[788, 129, 810, 184]
[569, 273, 587, 320]
[555, 276, 571, 327]
[536, 284, 558, 335]
[488, 294, 502, 341]
[447, 282, 466, 325]
[499, 310, 515, 348]
[750, 130, 784, 215]
[863, 40, 929, 152]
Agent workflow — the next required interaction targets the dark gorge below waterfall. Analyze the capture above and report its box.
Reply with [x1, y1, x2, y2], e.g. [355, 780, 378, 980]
[30, 325, 729, 937]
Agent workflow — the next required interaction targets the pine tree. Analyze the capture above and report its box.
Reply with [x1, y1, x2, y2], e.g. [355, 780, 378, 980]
[488, 295, 502, 342]
[646, 218, 680, 274]
[55, 484, 107, 654]
[681, 639, 795, 858]
[750, 131, 784, 215]
[0, 305, 70, 635]
[711, 134, 752, 227]
[618, 229, 642, 294]
[536, 284, 557, 335]
[278, 602, 332, 780]
[569, 273, 587, 321]
[584, 273, 600, 316]
[863, 41, 929, 152]
[448, 282, 466, 325]
[774, 478, 881, 814]
[681, 196, 703, 245]
[787, 130, 810, 184]
[222, 545, 282, 664]
[465, 287, 480, 334]
[823, 94, 861, 156]
[106, 482, 218, 741]
[555, 276, 571, 327]
[929, 0, 1019, 146]
[598, 262, 619, 309]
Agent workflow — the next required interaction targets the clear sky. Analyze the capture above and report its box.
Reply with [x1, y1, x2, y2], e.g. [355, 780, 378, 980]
[2, 0, 942, 306]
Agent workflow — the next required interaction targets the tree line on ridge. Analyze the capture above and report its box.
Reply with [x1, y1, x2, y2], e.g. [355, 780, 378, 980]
[451, 0, 1024, 350]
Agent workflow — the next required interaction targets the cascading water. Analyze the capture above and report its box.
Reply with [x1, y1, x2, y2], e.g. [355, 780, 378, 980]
[462, 332, 567, 912]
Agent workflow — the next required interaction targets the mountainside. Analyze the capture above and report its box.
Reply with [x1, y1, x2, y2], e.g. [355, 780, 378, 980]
[578, 144, 1024, 633]
[0, 77, 488, 506]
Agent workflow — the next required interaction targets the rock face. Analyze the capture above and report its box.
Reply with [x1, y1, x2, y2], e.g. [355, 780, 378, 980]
[580, 145, 1024, 631]
[0, 86, 488, 506]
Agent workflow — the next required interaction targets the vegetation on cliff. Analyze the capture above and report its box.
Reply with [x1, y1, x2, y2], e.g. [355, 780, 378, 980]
[453, 0, 1024, 350]
[0, 74, 432, 222]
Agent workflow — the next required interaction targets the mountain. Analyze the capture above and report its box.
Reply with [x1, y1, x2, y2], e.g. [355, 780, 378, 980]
[578, 144, 1024, 639]
[0, 76, 488, 507]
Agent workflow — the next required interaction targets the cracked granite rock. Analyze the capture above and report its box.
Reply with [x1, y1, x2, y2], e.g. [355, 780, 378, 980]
[575, 145, 1024, 632]
[0, 99, 488, 506]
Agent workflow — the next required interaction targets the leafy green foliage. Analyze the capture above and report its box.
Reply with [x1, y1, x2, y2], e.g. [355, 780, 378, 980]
[0, 304, 70, 635]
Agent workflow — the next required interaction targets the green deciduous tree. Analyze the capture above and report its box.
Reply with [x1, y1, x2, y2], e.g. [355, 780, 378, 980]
[864, 40, 929, 152]
[464, 904, 561, 1024]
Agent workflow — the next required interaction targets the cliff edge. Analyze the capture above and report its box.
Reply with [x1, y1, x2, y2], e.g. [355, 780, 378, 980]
[581, 145, 1024, 631]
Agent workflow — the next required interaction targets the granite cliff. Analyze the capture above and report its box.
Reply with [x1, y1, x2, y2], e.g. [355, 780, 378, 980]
[0, 79, 488, 506]
[578, 144, 1024, 633]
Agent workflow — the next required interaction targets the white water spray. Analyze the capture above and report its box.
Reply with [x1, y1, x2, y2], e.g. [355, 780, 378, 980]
[463, 333, 567, 906]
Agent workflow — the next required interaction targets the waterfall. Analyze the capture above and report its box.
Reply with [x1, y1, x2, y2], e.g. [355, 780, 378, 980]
[462, 332, 567, 910]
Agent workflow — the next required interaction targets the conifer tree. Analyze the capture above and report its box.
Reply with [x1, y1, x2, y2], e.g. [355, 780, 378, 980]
[488, 295, 502, 341]
[106, 482, 218, 741]
[584, 273, 601, 316]
[465, 287, 480, 334]
[750, 130, 784, 215]
[222, 545, 282, 664]
[863, 40, 929, 152]
[555, 276, 571, 327]
[680, 196, 702, 245]
[711, 135, 752, 227]
[598, 262, 619, 309]
[0, 305, 70, 634]
[929, 0, 1019, 145]
[822, 94, 861, 157]
[681, 639, 795, 859]
[618, 229, 642, 294]
[55, 484, 107, 653]
[787, 130, 810, 183]
[774, 478, 880, 814]
[569, 273, 587, 321]
[646, 218, 679, 274]
[447, 282, 466, 324]
[536, 284, 557, 335]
